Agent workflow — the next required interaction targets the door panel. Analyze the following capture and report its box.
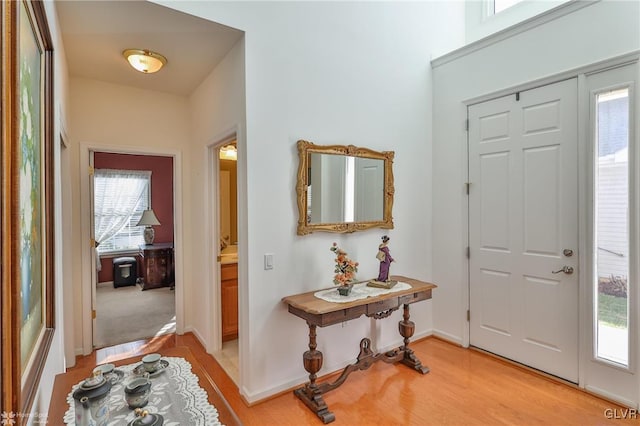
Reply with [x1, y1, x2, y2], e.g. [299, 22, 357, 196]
[469, 79, 578, 382]
[354, 157, 384, 221]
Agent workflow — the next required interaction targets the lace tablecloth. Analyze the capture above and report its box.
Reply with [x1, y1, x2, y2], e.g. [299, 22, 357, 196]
[314, 281, 411, 303]
[64, 356, 222, 426]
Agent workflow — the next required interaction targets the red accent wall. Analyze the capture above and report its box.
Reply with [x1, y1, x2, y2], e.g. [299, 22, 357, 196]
[95, 152, 174, 282]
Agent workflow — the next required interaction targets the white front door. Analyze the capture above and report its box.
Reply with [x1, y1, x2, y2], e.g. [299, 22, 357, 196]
[468, 79, 579, 382]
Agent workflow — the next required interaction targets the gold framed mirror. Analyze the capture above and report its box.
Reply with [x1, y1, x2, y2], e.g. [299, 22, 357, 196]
[296, 140, 394, 235]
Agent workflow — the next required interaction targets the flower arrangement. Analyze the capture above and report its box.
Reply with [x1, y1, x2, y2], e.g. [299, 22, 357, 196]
[330, 242, 358, 286]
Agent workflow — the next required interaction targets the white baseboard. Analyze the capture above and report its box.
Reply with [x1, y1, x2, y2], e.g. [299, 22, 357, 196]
[432, 329, 464, 346]
[75, 347, 84, 356]
[585, 385, 637, 409]
[186, 326, 209, 351]
[241, 328, 435, 404]
[241, 355, 359, 404]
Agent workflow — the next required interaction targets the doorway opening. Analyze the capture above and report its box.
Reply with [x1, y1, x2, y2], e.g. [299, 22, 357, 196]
[91, 150, 176, 349]
[211, 138, 239, 384]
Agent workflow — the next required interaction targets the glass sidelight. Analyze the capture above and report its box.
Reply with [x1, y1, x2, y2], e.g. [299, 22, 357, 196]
[594, 88, 629, 367]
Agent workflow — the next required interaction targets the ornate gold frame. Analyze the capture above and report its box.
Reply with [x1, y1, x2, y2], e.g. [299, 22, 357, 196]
[296, 140, 394, 235]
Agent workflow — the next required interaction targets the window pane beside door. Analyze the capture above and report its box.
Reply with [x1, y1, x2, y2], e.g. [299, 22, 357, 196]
[595, 88, 629, 367]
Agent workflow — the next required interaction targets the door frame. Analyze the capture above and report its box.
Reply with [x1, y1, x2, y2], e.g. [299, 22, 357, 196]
[79, 142, 184, 355]
[463, 52, 640, 404]
[206, 129, 237, 354]
[205, 124, 245, 389]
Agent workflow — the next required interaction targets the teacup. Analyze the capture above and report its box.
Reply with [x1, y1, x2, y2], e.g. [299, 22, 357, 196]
[142, 354, 161, 372]
[93, 363, 115, 376]
[124, 376, 152, 409]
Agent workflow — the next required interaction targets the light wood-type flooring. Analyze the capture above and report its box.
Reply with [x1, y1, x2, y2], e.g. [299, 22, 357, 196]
[68, 333, 635, 425]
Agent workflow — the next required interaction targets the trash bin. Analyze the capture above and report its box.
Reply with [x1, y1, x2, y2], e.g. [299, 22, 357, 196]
[113, 257, 137, 288]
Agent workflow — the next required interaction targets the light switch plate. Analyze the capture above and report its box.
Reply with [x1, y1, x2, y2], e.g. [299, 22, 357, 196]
[264, 253, 274, 270]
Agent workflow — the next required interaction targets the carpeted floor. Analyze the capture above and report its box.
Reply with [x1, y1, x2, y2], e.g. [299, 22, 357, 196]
[95, 282, 176, 348]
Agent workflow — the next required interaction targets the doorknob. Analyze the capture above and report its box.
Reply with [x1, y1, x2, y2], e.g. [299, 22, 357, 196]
[552, 266, 574, 274]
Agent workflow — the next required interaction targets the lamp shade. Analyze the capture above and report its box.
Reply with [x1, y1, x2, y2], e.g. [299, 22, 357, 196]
[123, 49, 167, 74]
[136, 209, 161, 227]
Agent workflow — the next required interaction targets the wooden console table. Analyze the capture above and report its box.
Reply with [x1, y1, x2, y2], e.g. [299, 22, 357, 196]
[282, 275, 436, 423]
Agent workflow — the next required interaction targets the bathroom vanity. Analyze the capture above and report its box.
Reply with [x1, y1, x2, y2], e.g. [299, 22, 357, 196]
[220, 257, 238, 342]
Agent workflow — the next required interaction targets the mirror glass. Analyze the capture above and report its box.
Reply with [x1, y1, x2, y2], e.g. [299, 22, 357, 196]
[308, 153, 384, 223]
[296, 140, 394, 235]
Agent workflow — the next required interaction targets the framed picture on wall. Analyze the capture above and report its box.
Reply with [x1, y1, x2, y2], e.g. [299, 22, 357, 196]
[1, 0, 55, 420]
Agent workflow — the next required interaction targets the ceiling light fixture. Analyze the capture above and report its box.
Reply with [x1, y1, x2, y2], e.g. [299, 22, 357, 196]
[123, 49, 167, 74]
[219, 144, 237, 161]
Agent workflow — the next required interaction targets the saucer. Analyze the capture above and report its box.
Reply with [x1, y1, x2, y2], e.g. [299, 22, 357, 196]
[132, 359, 169, 377]
[80, 374, 106, 390]
[105, 369, 125, 384]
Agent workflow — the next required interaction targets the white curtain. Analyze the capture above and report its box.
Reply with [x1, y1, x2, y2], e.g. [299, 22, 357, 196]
[94, 169, 150, 271]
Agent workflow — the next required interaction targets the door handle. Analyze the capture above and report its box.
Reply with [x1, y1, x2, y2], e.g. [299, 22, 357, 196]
[552, 266, 574, 274]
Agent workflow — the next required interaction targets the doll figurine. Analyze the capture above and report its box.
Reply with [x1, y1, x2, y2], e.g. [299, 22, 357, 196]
[369, 236, 397, 289]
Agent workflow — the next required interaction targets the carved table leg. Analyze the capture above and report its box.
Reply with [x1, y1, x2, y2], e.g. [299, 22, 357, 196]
[293, 323, 335, 423]
[398, 304, 430, 374]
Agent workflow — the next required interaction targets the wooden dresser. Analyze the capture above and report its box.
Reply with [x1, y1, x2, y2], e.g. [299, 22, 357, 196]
[221, 263, 238, 341]
[139, 243, 174, 290]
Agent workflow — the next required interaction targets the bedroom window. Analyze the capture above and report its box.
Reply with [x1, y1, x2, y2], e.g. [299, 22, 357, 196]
[94, 169, 151, 254]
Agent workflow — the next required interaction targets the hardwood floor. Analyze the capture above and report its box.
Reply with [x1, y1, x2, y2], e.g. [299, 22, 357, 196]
[68, 333, 632, 425]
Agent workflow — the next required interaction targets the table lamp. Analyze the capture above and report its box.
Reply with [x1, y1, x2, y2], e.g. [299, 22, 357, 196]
[136, 209, 161, 244]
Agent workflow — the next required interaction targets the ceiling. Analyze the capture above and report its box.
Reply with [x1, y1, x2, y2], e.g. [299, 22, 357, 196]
[56, 1, 244, 96]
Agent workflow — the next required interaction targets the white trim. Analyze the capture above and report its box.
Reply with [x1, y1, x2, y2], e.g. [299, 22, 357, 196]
[464, 52, 640, 108]
[205, 124, 248, 397]
[461, 100, 471, 349]
[432, 329, 464, 347]
[187, 325, 208, 352]
[577, 72, 590, 389]
[241, 329, 435, 405]
[585, 385, 636, 409]
[79, 142, 184, 355]
[590, 80, 636, 372]
[434, 0, 596, 68]
[462, 53, 640, 406]
[58, 104, 69, 148]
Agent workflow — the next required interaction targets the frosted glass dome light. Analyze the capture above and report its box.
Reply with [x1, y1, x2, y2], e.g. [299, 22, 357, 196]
[123, 49, 167, 74]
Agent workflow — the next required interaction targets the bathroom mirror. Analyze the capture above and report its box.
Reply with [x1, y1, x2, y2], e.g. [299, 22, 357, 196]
[296, 140, 394, 235]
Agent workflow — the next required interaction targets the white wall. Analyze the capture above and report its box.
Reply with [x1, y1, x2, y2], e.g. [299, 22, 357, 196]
[465, 0, 568, 44]
[68, 78, 190, 353]
[159, 0, 465, 402]
[432, 0, 639, 402]
[188, 37, 246, 353]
